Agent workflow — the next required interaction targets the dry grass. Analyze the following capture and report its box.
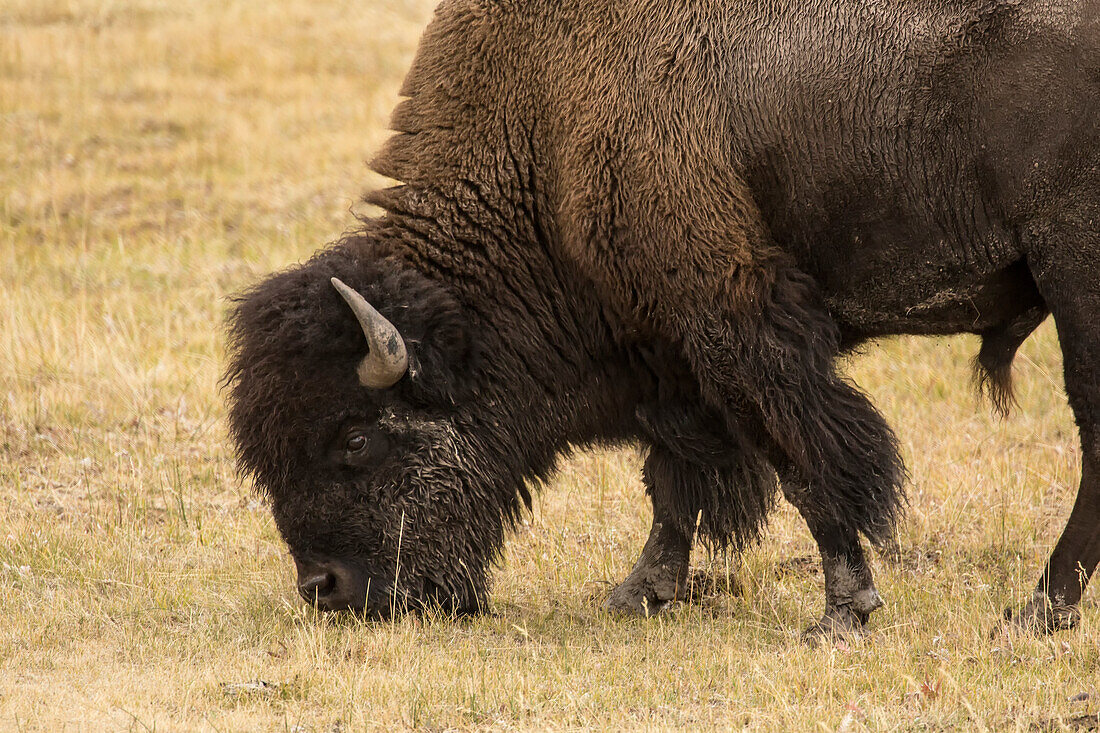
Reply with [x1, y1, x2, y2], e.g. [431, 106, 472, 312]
[1, 1, 1098, 730]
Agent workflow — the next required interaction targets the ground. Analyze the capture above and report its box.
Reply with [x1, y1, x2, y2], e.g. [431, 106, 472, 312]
[1, 1, 1098, 730]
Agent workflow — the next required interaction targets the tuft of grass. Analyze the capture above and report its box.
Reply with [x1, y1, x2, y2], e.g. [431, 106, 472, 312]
[1, 1, 1096, 730]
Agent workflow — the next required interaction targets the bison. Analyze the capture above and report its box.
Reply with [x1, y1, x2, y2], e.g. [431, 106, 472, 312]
[225, 0, 1100, 639]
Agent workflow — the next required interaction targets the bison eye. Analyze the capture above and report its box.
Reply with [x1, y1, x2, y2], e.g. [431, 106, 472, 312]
[333, 425, 388, 467]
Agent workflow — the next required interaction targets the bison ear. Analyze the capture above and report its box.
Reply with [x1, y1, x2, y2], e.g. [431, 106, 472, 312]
[393, 278, 477, 404]
[406, 299, 477, 404]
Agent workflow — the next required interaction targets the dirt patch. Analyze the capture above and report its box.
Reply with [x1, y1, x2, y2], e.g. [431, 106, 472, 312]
[773, 554, 821, 578]
[682, 567, 742, 601]
[1030, 713, 1099, 731]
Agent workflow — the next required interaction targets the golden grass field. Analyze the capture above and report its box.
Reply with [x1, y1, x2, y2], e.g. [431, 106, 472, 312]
[1, 1, 1098, 730]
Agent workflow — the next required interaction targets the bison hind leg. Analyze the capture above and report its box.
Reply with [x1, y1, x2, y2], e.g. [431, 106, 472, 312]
[975, 305, 1048, 417]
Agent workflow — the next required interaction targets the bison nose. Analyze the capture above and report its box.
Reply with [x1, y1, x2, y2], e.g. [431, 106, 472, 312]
[298, 571, 336, 602]
[294, 558, 365, 612]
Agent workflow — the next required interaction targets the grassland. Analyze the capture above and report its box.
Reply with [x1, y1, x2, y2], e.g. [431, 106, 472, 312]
[1, 1, 1098, 730]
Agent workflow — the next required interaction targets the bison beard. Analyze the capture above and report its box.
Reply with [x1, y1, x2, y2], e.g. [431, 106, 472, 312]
[226, 0, 1100, 639]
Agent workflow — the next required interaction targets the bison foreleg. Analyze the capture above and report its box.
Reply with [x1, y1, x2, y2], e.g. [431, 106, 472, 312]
[607, 404, 781, 617]
[785, 480, 885, 643]
[606, 446, 693, 615]
[606, 519, 690, 616]
[673, 267, 902, 638]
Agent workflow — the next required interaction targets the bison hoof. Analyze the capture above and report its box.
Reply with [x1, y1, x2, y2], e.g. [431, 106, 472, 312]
[802, 604, 869, 647]
[997, 594, 1080, 636]
[604, 566, 685, 618]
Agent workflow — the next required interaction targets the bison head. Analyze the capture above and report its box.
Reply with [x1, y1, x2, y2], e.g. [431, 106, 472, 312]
[224, 240, 529, 618]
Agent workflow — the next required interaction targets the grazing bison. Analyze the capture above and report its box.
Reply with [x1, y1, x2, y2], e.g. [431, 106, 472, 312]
[226, 0, 1100, 638]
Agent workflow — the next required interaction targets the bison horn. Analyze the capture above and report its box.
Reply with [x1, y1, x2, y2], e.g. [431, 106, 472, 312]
[330, 277, 409, 389]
